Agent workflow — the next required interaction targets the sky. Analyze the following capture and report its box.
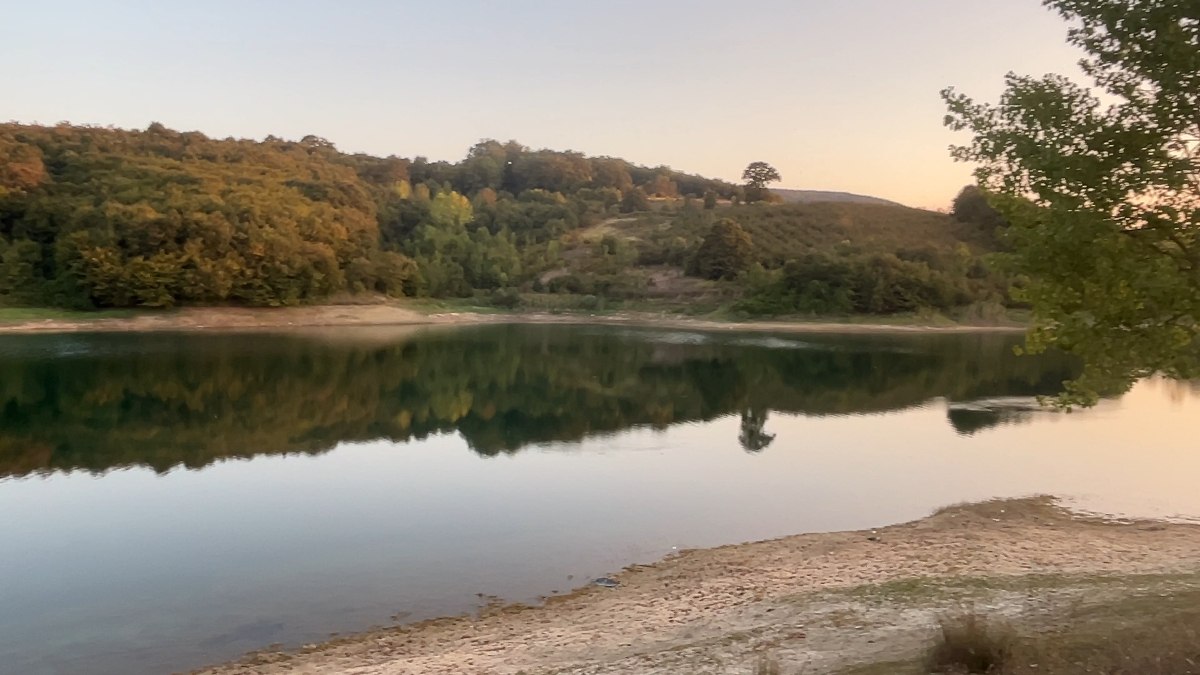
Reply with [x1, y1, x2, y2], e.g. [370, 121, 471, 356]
[3, 0, 1087, 208]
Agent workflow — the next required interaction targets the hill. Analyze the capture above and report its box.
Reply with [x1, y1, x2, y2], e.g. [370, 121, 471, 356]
[772, 188, 902, 207]
[0, 123, 734, 308]
[542, 200, 1008, 316]
[0, 121, 1007, 318]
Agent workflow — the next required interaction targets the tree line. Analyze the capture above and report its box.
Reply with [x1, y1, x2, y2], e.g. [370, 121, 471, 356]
[1, 122, 1016, 319]
[0, 124, 738, 308]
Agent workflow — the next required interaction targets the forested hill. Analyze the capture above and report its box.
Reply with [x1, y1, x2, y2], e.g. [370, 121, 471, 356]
[0, 123, 736, 308]
[0, 122, 1009, 316]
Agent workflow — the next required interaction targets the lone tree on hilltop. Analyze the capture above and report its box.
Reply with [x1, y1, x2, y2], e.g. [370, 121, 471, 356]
[688, 218, 754, 280]
[742, 161, 781, 202]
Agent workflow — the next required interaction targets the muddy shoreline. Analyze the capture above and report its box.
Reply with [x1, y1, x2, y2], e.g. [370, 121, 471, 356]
[192, 498, 1200, 675]
[0, 304, 1024, 335]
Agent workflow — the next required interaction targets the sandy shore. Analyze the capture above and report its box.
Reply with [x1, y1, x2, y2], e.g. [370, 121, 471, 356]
[0, 303, 1023, 335]
[193, 498, 1200, 675]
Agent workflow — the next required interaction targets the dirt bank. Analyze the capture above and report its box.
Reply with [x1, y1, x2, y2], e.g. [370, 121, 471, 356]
[193, 498, 1200, 675]
[0, 303, 1023, 335]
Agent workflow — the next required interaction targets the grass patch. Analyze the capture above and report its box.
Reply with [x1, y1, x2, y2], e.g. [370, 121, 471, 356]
[1000, 588, 1200, 675]
[839, 583, 1200, 674]
[835, 571, 1200, 606]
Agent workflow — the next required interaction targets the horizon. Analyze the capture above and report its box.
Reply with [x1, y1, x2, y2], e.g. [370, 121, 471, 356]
[5, 0, 1085, 209]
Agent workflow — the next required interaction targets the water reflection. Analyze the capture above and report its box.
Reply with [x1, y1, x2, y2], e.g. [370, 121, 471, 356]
[0, 325, 1079, 478]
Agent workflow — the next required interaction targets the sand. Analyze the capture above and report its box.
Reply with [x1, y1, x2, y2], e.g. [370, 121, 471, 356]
[192, 498, 1200, 675]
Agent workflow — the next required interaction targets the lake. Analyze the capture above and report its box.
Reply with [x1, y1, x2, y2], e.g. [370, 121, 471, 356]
[1, 324, 1197, 675]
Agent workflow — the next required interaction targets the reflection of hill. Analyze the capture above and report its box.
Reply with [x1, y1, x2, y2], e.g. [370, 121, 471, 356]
[0, 326, 1080, 477]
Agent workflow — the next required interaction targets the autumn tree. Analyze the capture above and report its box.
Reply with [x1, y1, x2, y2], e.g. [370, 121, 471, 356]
[0, 137, 48, 197]
[0, 123, 746, 307]
[943, 0, 1200, 404]
[688, 218, 754, 280]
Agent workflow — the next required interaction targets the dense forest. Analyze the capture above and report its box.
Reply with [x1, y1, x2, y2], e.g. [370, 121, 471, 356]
[0, 325, 1079, 478]
[0, 122, 1009, 315]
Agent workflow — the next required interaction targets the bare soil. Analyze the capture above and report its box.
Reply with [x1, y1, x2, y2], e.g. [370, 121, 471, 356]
[192, 498, 1200, 675]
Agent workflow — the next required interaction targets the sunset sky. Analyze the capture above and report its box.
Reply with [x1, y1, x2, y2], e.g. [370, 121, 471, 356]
[4, 0, 1086, 208]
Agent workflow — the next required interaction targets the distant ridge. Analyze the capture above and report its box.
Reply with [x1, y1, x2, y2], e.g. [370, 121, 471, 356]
[772, 188, 903, 207]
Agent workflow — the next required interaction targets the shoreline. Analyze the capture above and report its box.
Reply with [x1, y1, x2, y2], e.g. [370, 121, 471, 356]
[194, 498, 1200, 675]
[0, 303, 1026, 335]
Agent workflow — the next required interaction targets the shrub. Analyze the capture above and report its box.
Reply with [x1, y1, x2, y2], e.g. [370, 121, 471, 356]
[688, 218, 754, 280]
[926, 612, 1015, 674]
[489, 288, 522, 309]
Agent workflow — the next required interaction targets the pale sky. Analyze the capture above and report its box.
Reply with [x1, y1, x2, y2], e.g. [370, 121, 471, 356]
[3, 0, 1085, 208]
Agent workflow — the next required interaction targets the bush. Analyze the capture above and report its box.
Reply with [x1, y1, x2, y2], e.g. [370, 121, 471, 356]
[547, 274, 591, 294]
[688, 218, 754, 280]
[736, 251, 988, 317]
[489, 288, 522, 309]
[926, 613, 1015, 674]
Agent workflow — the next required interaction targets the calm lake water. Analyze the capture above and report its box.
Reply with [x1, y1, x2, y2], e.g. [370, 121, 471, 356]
[1, 324, 1198, 675]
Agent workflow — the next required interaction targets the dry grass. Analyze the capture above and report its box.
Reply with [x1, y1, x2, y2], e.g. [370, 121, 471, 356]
[755, 653, 784, 675]
[926, 613, 1016, 673]
[923, 591, 1200, 674]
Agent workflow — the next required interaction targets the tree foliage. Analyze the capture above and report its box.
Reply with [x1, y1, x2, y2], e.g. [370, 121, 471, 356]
[0, 124, 413, 307]
[742, 161, 781, 189]
[689, 218, 754, 280]
[738, 251, 985, 316]
[943, 0, 1200, 403]
[0, 123, 741, 308]
[0, 122, 1011, 320]
[742, 161, 781, 203]
[951, 186, 1007, 232]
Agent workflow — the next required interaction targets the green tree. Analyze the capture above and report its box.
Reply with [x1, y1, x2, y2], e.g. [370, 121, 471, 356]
[951, 186, 1006, 231]
[688, 218, 754, 280]
[619, 187, 651, 214]
[703, 190, 718, 210]
[741, 161, 781, 203]
[943, 0, 1200, 404]
[742, 162, 781, 189]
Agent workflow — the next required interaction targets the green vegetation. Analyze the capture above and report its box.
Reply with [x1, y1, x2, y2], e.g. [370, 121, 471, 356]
[1, 122, 1014, 321]
[943, 0, 1200, 404]
[0, 125, 735, 310]
[919, 596, 1200, 675]
[0, 327, 1077, 477]
[0, 307, 138, 323]
[689, 218, 754, 280]
[742, 161, 782, 203]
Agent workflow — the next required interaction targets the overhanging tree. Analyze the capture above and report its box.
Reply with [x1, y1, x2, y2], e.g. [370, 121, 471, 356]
[942, 0, 1200, 404]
